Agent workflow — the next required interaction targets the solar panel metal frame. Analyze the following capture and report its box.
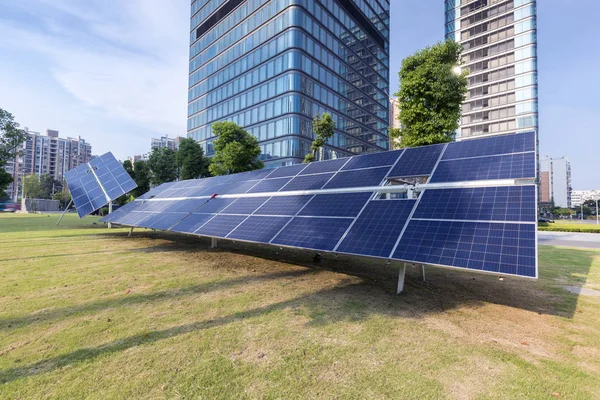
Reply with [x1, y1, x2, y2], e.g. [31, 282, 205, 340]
[101, 132, 538, 279]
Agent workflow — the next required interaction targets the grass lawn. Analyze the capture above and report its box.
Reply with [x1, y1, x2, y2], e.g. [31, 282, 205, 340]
[1, 213, 600, 399]
[539, 220, 600, 233]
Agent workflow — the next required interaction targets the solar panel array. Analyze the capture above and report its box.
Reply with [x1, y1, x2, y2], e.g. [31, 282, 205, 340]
[65, 152, 137, 218]
[103, 131, 538, 278]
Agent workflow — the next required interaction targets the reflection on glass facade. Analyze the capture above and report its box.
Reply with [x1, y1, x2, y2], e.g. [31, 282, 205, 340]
[445, 0, 538, 139]
[188, 0, 390, 167]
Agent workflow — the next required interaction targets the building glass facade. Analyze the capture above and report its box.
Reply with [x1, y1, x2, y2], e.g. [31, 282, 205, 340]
[188, 0, 390, 167]
[445, 0, 538, 139]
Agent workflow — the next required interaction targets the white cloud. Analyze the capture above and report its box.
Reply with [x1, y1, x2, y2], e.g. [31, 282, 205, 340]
[0, 0, 190, 158]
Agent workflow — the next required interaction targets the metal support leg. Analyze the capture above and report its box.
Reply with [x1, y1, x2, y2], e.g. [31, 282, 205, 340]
[56, 199, 73, 226]
[128, 227, 134, 237]
[397, 263, 407, 294]
[211, 238, 218, 249]
[422, 265, 426, 282]
[108, 201, 113, 229]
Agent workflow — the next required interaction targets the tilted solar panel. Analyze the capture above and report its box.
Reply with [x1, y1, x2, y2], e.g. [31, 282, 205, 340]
[101, 131, 538, 279]
[64, 152, 137, 218]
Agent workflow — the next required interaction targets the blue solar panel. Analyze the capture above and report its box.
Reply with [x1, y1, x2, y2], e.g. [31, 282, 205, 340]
[254, 195, 313, 216]
[138, 212, 186, 230]
[393, 220, 536, 277]
[272, 217, 353, 251]
[324, 167, 390, 189]
[170, 213, 214, 234]
[228, 216, 291, 242]
[342, 150, 403, 171]
[247, 177, 291, 193]
[195, 215, 248, 237]
[299, 192, 372, 217]
[266, 164, 307, 178]
[216, 180, 262, 195]
[430, 153, 536, 183]
[281, 173, 334, 191]
[66, 152, 137, 218]
[196, 197, 237, 213]
[299, 158, 348, 175]
[388, 144, 445, 178]
[413, 186, 537, 222]
[221, 197, 270, 214]
[336, 200, 416, 258]
[443, 131, 535, 160]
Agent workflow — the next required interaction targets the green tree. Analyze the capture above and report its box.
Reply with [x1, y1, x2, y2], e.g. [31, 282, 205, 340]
[395, 39, 468, 147]
[123, 159, 134, 176]
[0, 108, 28, 197]
[147, 147, 178, 186]
[176, 138, 209, 180]
[52, 190, 72, 209]
[304, 113, 335, 163]
[389, 127, 402, 150]
[23, 174, 44, 199]
[209, 122, 263, 175]
[132, 160, 151, 198]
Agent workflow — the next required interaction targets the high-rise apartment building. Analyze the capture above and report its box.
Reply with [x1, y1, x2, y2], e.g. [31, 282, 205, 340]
[539, 156, 572, 208]
[3, 129, 92, 200]
[188, 0, 390, 167]
[151, 135, 183, 151]
[389, 97, 400, 129]
[445, 0, 538, 139]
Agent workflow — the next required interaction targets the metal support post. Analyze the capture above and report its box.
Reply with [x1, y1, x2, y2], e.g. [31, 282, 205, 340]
[397, 263, 407, 294]
[108, 201, 113, 229]
[56, 199, 73, 226]
[211, 238, 218, 249]
[422, 265, 426, 282]
[128, 227, 134, 237]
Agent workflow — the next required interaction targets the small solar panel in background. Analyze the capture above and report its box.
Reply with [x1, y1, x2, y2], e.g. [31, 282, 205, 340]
[64, 152, 137, 218]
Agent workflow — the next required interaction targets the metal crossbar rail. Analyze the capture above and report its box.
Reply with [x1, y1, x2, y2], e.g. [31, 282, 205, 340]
[135, 179, 532, 203]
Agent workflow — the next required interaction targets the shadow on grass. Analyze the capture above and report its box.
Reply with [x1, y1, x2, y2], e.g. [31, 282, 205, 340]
[0, 235, 596, 384]
[0, 269, 317, 331]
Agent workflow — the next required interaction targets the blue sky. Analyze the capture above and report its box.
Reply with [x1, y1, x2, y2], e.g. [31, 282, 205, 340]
[0, 0, 598, 189]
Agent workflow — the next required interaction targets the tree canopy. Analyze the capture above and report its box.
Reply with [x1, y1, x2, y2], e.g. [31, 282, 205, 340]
[0, 108, 28, 197]
[395, 39, 467, 147]
[176, 137, 209, 180]
[131, 160, 151, 198]
[304, 113, 335, 163]
[209, 122, 263, 175]
[147, 147, 178, 186]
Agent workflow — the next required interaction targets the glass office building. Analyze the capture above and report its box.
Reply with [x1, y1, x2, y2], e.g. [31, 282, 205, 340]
[445, 0, 538, 139]
[188, 0, 390, 167]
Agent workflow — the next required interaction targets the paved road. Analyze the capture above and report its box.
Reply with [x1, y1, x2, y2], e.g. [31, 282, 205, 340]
[538, 231, 600, 249]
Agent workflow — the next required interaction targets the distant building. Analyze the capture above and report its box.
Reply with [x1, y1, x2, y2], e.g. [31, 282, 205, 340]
[539, 156, 572, 208]
[445, 0, 538, 139]
[128, 154, 149, 164]
[3, 129, 92, 200]
[389, 97, 401, 130]
[151, 135, 183, 151]
[572, 190, 598, 208]
[187, 0, 391, 166]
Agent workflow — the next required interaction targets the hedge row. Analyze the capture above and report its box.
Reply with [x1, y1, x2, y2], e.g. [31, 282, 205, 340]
[538, 224, 600, 234]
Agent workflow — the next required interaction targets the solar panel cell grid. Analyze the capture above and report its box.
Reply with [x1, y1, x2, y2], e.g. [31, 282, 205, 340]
[195, 215, 248, 237]
[280, 173, 334, 191]
[169, 213, 214, 233]
[324, 167, 390, 189]
[392, 220, 536, 277]
[336, 199, 416, 258]
[247, 177, 291, 193]
[228, 216, 291, 242]
[254, 195, 313, 216]
[266, 163, 307, 178]
[388, 144, 445, 178]
[221, 197, 270, 214]
[430, 153, 536, 183]
[271, 217, 353, 251]
[299, 158, 348, 175]
[413, 186, 537, 222]
[442, 131, 535, 160]
[298, 192, 373, 217]
[341, 150, 403, 171]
